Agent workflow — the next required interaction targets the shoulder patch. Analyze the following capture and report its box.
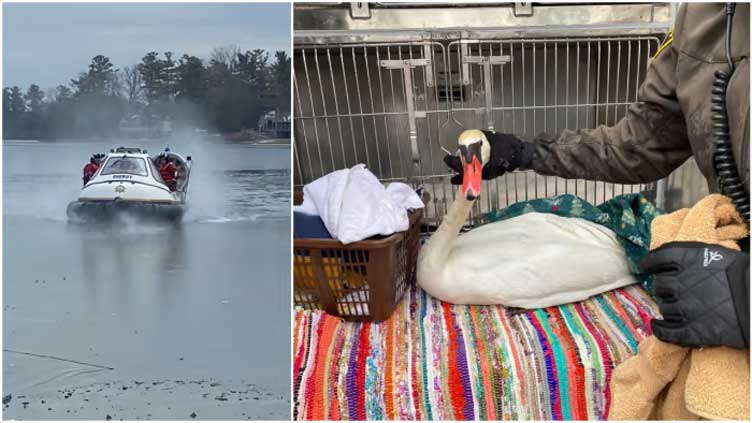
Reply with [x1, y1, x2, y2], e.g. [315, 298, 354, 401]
[653, 29, 674, 59]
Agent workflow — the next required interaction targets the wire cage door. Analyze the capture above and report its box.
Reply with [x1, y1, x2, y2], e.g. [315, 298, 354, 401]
[293, 42, 448, 182]
[294, 36, 663, 227]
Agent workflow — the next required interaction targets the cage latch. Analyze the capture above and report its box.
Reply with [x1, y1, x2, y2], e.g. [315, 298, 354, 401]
[380, 58, 433, 168]
[350, 2, 371, 19]
[514, 3, 533, 17]
[462, 54, 511, 131]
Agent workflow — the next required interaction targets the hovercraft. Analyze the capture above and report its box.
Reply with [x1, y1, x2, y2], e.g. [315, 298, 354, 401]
[67, 147, 192, 223]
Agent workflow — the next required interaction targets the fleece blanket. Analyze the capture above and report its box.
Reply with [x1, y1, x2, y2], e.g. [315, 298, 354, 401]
[609, 194, 750, 420]
[293, 285, 659, 420]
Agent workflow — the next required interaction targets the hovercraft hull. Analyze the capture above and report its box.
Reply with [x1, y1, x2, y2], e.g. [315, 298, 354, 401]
[67, 200, 184, 223]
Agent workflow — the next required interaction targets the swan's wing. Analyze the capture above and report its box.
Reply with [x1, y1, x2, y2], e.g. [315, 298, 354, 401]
[442, 213, 636, 307]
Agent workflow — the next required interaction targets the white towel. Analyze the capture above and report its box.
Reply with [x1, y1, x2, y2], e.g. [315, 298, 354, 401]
[295, 164, 424, 244]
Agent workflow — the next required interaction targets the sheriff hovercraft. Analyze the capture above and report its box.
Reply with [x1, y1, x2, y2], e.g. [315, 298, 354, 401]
[67, 147, 192, 222]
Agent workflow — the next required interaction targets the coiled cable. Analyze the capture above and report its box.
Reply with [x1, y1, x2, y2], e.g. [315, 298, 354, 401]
[711, 3, 749, 223]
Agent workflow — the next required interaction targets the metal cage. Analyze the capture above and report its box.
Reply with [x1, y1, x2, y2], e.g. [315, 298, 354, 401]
[294, 3, 687, 227]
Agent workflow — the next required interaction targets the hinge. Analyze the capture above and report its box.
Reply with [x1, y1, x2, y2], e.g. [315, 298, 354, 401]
[379, 58, 432, 69]
[461, 53, 512, 131]
[379, 58, 435, 168]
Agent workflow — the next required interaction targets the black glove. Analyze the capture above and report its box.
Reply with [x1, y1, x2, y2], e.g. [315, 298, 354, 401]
[641, 241, 750, 349]
[443, 131, 534, 185]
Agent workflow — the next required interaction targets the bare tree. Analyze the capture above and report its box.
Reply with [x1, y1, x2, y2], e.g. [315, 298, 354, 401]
[210, 45, 241, 71]
[122, 65, 144, 106]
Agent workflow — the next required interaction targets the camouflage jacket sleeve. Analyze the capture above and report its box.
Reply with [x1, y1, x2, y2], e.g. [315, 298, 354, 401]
[526, 32, 693, 184]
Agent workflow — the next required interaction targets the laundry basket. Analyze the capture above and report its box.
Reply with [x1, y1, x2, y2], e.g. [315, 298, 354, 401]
[293, 192, 423, 322]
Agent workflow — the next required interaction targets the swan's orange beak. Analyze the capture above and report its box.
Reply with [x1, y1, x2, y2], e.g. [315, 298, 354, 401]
[460, 143, 482, 200]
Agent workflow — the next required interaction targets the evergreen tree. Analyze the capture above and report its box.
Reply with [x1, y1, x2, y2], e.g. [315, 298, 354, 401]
[8, 86, 25, 113]
[172, 55, 208, 128]
[570, 197, 585, 217]
[24, 84, 46, 139]
[70, 55, 124, 137]
[2, 87, 12, 139]
[4, 86, 26, 138]
[72, 55, 118, 97]
[175, 55, 208, 101]
[138, 52, 177, 123]
[206, 60, 247, 132]
[270, 51, 291, 113]
[4, 45, 288, 139]
[46, 85, 76, 137]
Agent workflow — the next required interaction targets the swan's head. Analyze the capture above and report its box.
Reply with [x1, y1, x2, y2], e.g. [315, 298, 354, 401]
[458, 129, 490, 200]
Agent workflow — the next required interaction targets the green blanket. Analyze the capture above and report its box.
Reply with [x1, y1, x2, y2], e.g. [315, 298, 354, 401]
[483, 193, 663, 294]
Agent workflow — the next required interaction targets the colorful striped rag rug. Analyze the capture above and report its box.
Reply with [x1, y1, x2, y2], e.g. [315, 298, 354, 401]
[293, 284, 659, 420]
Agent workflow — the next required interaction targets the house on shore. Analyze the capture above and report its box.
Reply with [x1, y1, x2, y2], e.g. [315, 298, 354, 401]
[257, 110, 290, 138]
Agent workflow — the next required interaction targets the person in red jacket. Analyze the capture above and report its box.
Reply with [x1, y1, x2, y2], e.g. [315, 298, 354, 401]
[159, 157, 178, 192]
[82, 156, 100, 186]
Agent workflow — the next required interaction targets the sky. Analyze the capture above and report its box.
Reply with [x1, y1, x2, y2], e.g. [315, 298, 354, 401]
[3, 2, 291, 90]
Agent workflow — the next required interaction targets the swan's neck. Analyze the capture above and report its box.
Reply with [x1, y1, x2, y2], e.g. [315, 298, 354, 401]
[422, 195, 475, 264]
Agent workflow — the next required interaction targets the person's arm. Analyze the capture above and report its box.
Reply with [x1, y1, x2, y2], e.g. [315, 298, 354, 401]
[526, 35, 692, 184]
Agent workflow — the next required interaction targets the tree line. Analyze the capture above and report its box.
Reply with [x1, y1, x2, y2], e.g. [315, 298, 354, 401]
[3, 46, 291, 140]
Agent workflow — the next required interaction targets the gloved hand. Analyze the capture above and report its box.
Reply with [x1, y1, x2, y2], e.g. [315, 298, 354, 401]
[641, 241, 750, 349]
[443, 131, 533, 184]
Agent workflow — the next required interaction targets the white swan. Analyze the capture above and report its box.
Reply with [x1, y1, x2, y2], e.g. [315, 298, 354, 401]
[416, 130, 637, 308]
